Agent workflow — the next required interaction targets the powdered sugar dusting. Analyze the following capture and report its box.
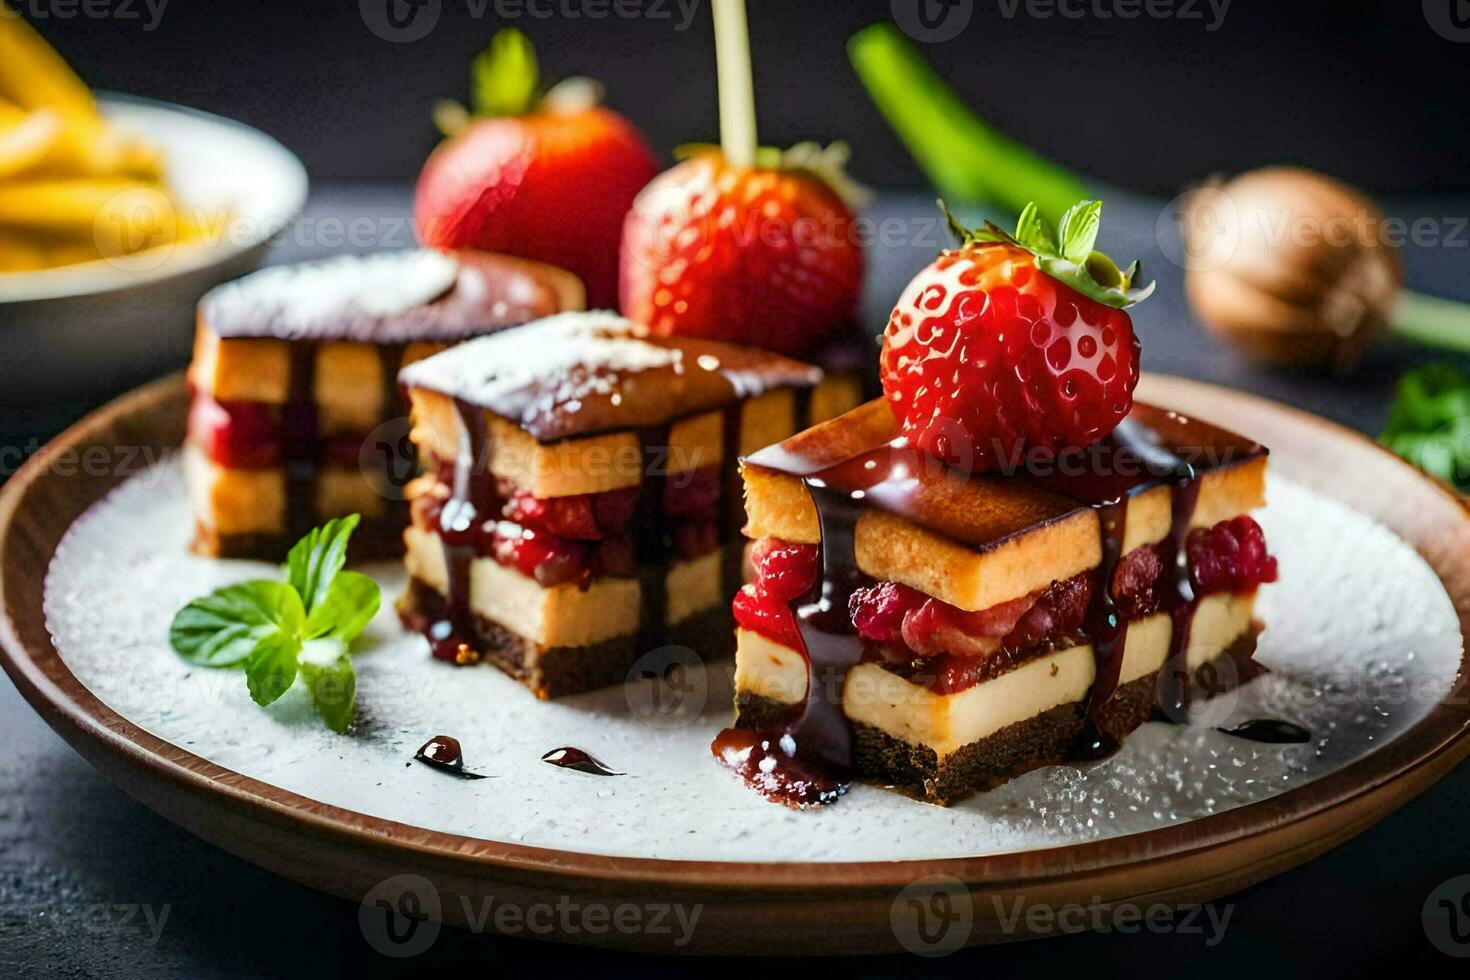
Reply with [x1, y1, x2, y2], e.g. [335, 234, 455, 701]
[400, 311, 681, 402]
[42, 465, 1462, 863]
[204, 249, 461, 338]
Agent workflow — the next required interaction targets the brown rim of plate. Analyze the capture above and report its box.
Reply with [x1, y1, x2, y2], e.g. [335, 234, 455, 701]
[0, 372, 1467, 899]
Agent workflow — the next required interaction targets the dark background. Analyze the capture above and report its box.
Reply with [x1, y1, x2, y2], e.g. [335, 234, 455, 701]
[5, 1, 1470, 976]
[27, 0, 1470, 195]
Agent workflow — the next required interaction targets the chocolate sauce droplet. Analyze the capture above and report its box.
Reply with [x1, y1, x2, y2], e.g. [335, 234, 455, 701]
[541, 746, 624, 776]
[1217, 719, 1311, 744]
[414, 735, 490, 780]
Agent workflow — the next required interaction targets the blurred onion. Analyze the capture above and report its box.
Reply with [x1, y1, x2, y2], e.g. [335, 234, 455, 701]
[1179, 166, 1403, 370]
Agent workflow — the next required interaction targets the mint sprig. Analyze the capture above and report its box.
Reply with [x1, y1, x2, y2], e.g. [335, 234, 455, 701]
[169, 516, 380, 733]
[1380, 364, 1470, 490]
[941, 198, 1156, 309]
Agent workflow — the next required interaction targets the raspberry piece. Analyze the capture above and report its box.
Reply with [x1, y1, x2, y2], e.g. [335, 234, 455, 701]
[188, 397, 281, 469]
[1005, 573, 1093, 649]
[901, 591, 1036, 659]
[1187, 516, 1278, 593]
[752, 539, 820, 602]
[732, 584, 802, 649]
[848, 581, 924, 644]
[1112, 547, 1164, 618]
[483, 521, 591, 587]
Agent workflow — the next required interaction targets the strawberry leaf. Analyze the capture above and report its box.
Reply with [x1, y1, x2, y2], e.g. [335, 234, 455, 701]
[1014, 202, 1052, 255]
[1058, 200, 1102, 265]
[936, 199, 1154, 309]
[471, 28, 539, 118]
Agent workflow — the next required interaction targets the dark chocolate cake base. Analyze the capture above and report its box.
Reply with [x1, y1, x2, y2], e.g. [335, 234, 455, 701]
[399, 576, 734, 699]
[735, 631, 1260, 806]
[191, 507, 408, 563]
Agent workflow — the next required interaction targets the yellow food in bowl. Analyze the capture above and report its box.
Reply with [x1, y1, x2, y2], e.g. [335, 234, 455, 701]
[0, 3, 207, 273]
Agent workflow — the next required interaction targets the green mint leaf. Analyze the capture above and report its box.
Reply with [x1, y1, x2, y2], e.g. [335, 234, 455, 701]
[1057, 200, 1102, 265]
[284, 514, 360, 616]
[1381, 364, 1470, 490]
[304, 571, 381, 642]
[471, 28, 539, 118]
[245, 631, 301, 707]
[170, 581, 304, 666]
[299, 640, 357, 734]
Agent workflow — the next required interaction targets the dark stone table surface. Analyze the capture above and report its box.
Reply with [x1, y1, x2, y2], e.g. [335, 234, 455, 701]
[2, 185, 1468, 976]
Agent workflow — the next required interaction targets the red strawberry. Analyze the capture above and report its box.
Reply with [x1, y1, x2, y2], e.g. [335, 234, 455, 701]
[414, 30, 659, 308]
[880, 201, 1153, 473]
[620, 148, 865, 356]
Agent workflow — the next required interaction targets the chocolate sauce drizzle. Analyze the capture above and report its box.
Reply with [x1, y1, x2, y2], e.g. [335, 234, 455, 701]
[716, 406, 1284, 807]
[414, 735, 490, 779]
[280, 341, 408, 544]
[1217, 719, 1311, 744]
[541, 746, 624, 776]
[431, 398, 493, 663]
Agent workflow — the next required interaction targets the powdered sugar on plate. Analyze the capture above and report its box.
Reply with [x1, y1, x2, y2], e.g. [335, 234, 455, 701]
[41, 464, 1462, 862]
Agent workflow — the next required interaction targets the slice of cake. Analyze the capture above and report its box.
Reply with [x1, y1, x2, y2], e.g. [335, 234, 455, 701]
[719, 398, 1277, 806]
[395, 311, 858, 699]
[185, 248, 584, 560]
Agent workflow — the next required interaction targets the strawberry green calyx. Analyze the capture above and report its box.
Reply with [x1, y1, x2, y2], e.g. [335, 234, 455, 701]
[941, 199, 1156, 309]
[675, 140, 872, 210]
[433, 29, 605, 137]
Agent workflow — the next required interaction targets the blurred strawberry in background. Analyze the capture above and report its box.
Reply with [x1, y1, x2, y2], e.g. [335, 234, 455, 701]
[414, 29, 659, 308]
[619, 0, 866, 358]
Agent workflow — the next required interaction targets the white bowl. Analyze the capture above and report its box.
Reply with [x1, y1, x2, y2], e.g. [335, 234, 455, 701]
[0, 93, 308, 402]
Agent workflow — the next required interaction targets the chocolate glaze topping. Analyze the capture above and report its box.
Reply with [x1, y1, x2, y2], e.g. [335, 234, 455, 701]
[716, 400, 1274, 806]
[202, 249, 572, 343]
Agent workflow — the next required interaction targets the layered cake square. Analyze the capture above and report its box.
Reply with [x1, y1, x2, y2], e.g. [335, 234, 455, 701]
[185, 248, 584, 559]
[720, 398, 1277, 806]
[395, 311, 858, 698]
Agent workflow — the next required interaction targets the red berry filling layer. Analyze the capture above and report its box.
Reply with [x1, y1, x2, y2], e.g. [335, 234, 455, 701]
[189, 394, 375, 471]
[189, 396, 283, 469]
[414, 463, 730, 588]
[736, 517, 1276, 688]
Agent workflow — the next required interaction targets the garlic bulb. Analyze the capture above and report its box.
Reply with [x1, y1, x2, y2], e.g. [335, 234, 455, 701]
[1178, 167, 1402, 370]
